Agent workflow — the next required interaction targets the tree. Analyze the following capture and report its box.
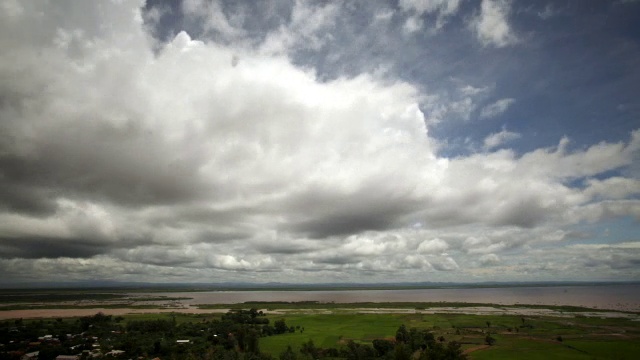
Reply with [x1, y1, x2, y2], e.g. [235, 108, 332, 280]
[445, 341, 467, 360]
[249, 308, 259, 319]
[280, 346, 297, 360]
[372, 339, 395, 357]
[246, 328, 260, 354]
[419, 341, 467, 360]
[274, 319, 288, 334]
[393, 342, 411, 360]
[344, 340, 375, 360]
[484, 334, 496, 346]
[395, 325, 409, 344]
[300, 339, 319, 359]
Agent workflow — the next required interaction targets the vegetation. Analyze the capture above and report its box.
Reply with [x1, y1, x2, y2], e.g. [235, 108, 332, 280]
[1, 300, 639, 359]
[257, 311, 640, 360]
[195, 301, 637, 314]
[1, 310, 469, 360]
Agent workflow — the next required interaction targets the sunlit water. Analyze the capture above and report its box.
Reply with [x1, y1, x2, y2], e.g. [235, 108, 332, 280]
[146, 284, 640, 311]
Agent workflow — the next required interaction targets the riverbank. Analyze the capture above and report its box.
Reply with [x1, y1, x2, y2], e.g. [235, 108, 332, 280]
[1, 304, 638, 320]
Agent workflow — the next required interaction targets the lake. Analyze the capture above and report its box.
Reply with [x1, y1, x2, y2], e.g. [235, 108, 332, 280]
[147, 284, 640, 311]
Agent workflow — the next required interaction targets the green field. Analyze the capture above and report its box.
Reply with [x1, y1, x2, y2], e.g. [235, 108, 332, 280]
[256, 311, 640, 359]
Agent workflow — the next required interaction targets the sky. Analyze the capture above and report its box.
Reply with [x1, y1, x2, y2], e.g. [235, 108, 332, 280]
[0, 0, 639, 286]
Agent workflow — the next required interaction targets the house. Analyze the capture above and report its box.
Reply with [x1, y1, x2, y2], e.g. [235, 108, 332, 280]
[55, 355, 79, 360]
[105, 350, 125, 356]
[21, 351, 38, 360]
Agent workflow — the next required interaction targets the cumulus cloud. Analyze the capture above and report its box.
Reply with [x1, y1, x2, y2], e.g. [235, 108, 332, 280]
[583, 177, 640, 200]
[417, 238, 449, 254]
[0, 1, 638, 284]
[430, 257, 459, 271]
[479, 253, 500, 266]
[471, 0, 518, 47]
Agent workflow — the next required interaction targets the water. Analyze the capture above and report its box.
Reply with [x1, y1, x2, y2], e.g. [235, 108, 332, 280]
[147, 284, 640, 311]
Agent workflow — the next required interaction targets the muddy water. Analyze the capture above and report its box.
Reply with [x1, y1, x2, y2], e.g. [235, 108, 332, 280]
[147, 284, 640, 311]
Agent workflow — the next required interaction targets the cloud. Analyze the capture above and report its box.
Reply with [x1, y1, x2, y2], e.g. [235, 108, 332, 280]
[0, 1, 639, 284]
[259, 0, 340, 54]
[430, 256, 459, 271]
[483, 128, 521, 150]
[471, 0, 518, 47]
[182, 0, 246, 42]
[479, 253, 500, 266]
[480, 98, 515, 119]
[403, 15, 424, 34]
[537, 4, 559, 20]
[417, 238, 449, 254]
[400, 0, 461, 15]
[460, 84, 490, 96]
[583, 177, 640, 200]
[399, 0, 461, 30]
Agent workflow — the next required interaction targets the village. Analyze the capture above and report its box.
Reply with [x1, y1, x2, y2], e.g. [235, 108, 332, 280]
[1, 312, 219, 360]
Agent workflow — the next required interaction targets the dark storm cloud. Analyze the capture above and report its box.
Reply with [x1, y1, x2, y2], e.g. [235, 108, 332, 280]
[313, 255, 361, 266]
[254, 241, 320, 255]
[0, 118, 211, 208]
[0, 236, 111, 259]
[0, 181, 58, 216]
[281, 185, 426, 238]
[290, 212, 402, 239]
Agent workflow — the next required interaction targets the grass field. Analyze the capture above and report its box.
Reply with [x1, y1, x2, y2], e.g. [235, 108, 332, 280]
[260, 313, 405, 354]
[256, 311, 640, 359]
[18, 308, 636, 359]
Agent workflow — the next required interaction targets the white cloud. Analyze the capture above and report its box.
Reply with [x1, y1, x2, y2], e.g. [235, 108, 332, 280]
[583, 177, 640, 200]
[404, 254, 432, 270]
[374, 9, 395, 23]
[479, 253, 500, 266]
[460, 84, 490, 96]
[483, 128, 521, 150]
[517, 131, 640, 181]
[403, 15, 424, 34]
[471, 0, 518, 47]
[400, 0, 461, 15]
[400, 0, 461, 29]
[259, 0, 340, 54]
[417, 238, 449, 254]
[480, 98, 515, 118]
[182, 0, 245, 42]
[431, 256, 459, 271]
